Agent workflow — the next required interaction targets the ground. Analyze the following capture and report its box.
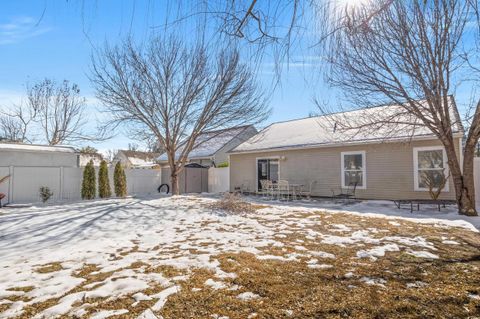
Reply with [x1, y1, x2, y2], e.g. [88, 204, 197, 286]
[0, 195, 479, 319]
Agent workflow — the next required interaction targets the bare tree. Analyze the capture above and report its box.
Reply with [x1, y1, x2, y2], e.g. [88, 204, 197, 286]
[0, 100, 39, 143]
[91, 36, 268, 194]
[313, 0, 479, 216]
[161, 0, 480, 215]
[0, 115, 26, 142]
[26, 79, 98, 145]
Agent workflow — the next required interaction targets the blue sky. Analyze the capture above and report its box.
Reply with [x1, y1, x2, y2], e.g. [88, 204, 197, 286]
[0, 0, 330, 152]
[0, 1, 474, 152]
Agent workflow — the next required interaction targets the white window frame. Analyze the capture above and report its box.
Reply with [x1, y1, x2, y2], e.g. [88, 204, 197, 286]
[341, 151, 366, 189]
[255, 156, 281, 192]
[413, 146, 449, 192]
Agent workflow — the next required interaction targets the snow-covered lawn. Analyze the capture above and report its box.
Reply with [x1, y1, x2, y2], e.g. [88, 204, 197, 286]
[0, 195, 479, 318]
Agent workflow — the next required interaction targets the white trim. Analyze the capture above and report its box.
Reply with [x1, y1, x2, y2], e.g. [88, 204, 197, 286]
[413, 146, 449, 192]
[255, 156, 281, 192]
[341, 151, 366, 190]
[229, 133, 464, 155]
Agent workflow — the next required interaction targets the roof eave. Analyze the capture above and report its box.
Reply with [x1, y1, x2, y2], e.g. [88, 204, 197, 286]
[229, 132, 463, 155]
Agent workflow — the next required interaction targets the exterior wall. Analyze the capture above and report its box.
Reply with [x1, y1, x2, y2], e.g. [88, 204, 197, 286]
[213, 126, 258, 165]
[0, 166, 162, 204]
[230, 138, 461, 200]
[0, 150, 78, 167]
[160, 166, 208, 193]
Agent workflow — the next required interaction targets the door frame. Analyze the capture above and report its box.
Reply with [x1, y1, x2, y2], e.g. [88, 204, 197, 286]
[255, 156, 281, 192]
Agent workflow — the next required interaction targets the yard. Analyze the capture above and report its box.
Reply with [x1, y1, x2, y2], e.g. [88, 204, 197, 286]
[0, 195, 479, 319]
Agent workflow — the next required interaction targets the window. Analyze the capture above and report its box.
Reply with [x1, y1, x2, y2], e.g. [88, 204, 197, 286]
[341, 151, 366, 189]
[413, 147, 449, 191]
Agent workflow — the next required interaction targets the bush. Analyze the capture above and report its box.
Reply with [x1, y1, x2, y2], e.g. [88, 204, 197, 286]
[39, 186, 53, 203]
[210, 193, 255, 214]
[98, 160, 111, 198]
[81, 160, 96, 200]
[114, 162, 127, 198]
[217, 162, 229, 168]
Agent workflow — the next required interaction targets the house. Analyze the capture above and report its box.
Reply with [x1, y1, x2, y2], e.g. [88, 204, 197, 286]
[0, 143, 78, 167]
[158, 125, 257, 168]
[114, 150, 160, 169]
[229, 99, 463, 200]
[77, 152, 104, 167]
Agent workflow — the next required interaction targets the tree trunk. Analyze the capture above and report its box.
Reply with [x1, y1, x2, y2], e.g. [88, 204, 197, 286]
[445, 141, 478, 216]
[170, 171, 180, 195]
[459, 143, 478, 216]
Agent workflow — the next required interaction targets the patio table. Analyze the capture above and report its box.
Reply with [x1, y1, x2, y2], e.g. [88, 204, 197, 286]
[289, 184, 304, 200]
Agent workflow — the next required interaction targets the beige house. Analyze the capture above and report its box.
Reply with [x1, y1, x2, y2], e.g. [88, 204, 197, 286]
[229, 100, 463, 200]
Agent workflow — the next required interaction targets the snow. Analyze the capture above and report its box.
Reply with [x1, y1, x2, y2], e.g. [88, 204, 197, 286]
[0, 195, 477, 318]
[231, 97, 462, 153]
[158, 126, 252, 161]
[205, 279, 227, 290]
[127, 157, 157, 168]
[237, 292, 260, 301]
[407, 250, 440, 259]
[0, 143, 75, 153]
[356, 244, 400, 260]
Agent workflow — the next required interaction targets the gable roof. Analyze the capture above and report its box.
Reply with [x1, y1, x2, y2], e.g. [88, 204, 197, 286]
[158, 125, 255, 161]
[231, 98, 463, 153]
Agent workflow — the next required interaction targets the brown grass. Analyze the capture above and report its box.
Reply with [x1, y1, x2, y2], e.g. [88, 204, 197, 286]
[34, 262, 63, 274]
[208, 193, 267, 214]
[5, 207, 480, 319]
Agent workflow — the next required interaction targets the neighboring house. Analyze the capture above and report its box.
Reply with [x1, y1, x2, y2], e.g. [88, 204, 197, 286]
[229, 98, 463, 201]
[78, 152, 104, 167]
[158, 125, 258, 167]
[0, 143, 78, 167]
[114, 150, 160, 169]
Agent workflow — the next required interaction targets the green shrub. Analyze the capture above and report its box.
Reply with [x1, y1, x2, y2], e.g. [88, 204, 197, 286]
[217, 162, 229, 168]
[98, 160, 111, 198]
[114, 162, 127, 198]
[81, 160, 96, 200]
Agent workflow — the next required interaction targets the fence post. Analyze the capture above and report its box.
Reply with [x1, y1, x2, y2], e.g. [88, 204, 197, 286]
[59, 166, 64, 201]
[8, 166, 14, 204]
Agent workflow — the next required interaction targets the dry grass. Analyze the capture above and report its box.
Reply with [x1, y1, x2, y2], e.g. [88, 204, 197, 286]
[5, 206, 480, 319]
[208, 193, 268, 214]
[34, 262, 63, 274]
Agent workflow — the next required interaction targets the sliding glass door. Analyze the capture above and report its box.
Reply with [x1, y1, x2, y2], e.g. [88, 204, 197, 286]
[257, 159, 279, 190]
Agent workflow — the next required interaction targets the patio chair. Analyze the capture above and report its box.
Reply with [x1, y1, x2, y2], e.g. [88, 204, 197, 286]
[299, 181, 317, 200]
[258, 179, 270, 197]
[240, 180, 251, 194]
[331, 182, 358, 202]
[277, 180, 290, 201]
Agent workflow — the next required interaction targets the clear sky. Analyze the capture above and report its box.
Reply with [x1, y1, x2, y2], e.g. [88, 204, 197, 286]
[0, 0, 332, 152]
[0, 1, 473, 152]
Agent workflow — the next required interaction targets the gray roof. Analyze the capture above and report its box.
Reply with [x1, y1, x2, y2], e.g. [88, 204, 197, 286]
[158, 126, 254, 161]
[232, 97, 463, 153]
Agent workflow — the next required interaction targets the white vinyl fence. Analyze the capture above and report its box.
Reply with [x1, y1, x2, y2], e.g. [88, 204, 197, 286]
[474, 158, 480, 207]
[208, 167, 230, 193]
[0, 166, 162, 204]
